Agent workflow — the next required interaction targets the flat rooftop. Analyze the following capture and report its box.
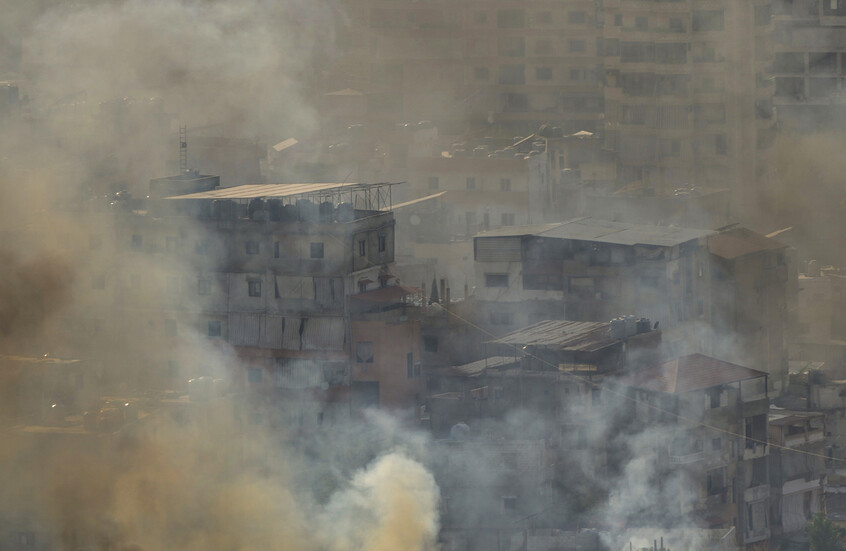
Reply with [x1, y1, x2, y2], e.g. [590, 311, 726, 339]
[476, 217, 714, 247]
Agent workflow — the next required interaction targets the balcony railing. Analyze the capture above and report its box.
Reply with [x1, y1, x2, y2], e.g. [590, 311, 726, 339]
[670, 450, 705, 464]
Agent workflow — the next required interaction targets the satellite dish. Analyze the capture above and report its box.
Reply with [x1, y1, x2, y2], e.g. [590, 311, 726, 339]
[409, 214, 421, 226]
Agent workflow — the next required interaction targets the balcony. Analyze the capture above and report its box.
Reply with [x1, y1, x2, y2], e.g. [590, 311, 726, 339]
[744, 484, 770, 503]
[670, 450, 705, 464]
[784, 429, 824, 448]
[743, 441, 768, 460]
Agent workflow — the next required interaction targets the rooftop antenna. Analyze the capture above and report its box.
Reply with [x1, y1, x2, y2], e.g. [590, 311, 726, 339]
[179, 124, 188, 174]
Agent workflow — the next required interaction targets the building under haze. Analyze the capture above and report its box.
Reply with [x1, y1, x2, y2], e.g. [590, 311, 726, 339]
[330, 0, 776, 216]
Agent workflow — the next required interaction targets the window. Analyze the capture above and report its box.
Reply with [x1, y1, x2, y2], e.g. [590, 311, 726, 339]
[359, 281, 368, 293]
[248, 280, 262, 297]
[501, 213, 515, 226]
[91, 275, 105, 290]
[166, 236, 178, 252]
[533, 10, 552, 24]
[497, 9, 525, 28]
[755, 4, 771, 25]
[502, 497, 517, 511]
[356, 342, 375, 363]
[407, 352, 415, 378]
[712, 437, 722, 451]
[428, 176, 440, 190]
[474, 66, 489, 81]
[614, 13, 623, 26]
[706, 467, 727, 495]
[569, 11, 586, 24]
[570, 39, 586, 53]
[669, 18, 684, 32]
[18, 533, 35, 547]
[423, 336, 439, 353]
[245, 241, 259, 255]
[358, 240, 367, 257]
[274, 241, 280, 258]
[164, 319, 177, 336]
[499, 64, 526, 85]
[485, 273, 509, 287]
[378, 235, 387, 253]
[715, 134, 727, 155]
[208, 320, 222, 337]
[635, 16, 648, 31]
[693, 10, 724, 31]
[198, 279, 211, 295]
[534, 39, 553, 55]
[310, 242, 324, 259]
[536, 66, 552, 80]
[500, 178, 511, 191]
[466, 177, 477, 190]
[247, 368, 263, 383]
[498, 36, 526, 57]
[131, 234, 143, 251]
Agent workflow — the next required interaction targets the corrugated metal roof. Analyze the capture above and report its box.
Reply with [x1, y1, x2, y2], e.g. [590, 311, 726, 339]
[276, 358, 326, 389]
[166, 182, 363, 200]
[489, 320, 618, 352]
[708, 227, 786, 260]
[272, 138, 299, 152]
[450, 356, 521, 377]
[392, 191, 446, 210]
[625, 353, 766, 394]
[476, 217, 713, 247]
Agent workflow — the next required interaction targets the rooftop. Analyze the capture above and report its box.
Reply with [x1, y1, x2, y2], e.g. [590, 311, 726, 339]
[476, 217, 713, 247]
[488, 320, 621, 352]
[708, 227, 786, 260]
[625, 353, 766, 394]
[166, 182, 399, 202]
[448, 356, 521, 377]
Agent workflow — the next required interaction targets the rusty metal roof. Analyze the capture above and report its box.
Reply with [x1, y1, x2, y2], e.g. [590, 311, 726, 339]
[476, 217, 713, 247]
[488, 320, 619, 352]
[708, 227, 786, 260]
[625, 353, 766, 394]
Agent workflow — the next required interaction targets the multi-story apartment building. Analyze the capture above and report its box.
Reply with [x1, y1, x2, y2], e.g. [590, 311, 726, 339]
[38, 180, 427, 423]
[331, 0, 775, 216]
[767, 410, 826, 539]
[622, 354, 771, 549]
[333, 0, 605, 136]
[772, 0, 846, 131]
[471, 218, 793, 392]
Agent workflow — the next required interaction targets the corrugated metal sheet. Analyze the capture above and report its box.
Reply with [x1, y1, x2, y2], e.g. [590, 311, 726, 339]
[450, 356, 521, 377]
[229, 313, 261, 346]
[229, 314, 345, 352]
[475, 218, 713, 248]
[302, 317, 345, 351]
[260, 315, 285, 348]
[275, 276, 315, 299]
[476, 237, 522, 262]
[167, 182, 362, 200]
[275, 358, 325, 389]
[282, 317, 303, 350]
[490, 320, 616, 352]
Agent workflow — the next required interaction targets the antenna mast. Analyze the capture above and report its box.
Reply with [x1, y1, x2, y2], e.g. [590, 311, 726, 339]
[179, 124, 188, 173]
